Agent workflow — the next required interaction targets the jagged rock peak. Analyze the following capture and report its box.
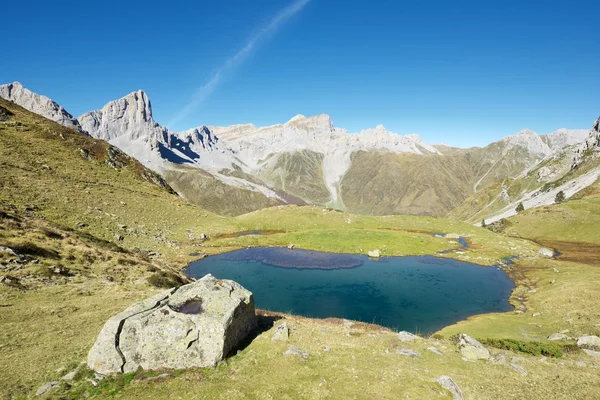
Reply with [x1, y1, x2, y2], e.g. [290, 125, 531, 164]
[502, 128, 550, 155]
[0, 81, 85, 132]
[175, 126, 218, 149]
[285, 113, 334, 132]
[79, 89, 164, 142]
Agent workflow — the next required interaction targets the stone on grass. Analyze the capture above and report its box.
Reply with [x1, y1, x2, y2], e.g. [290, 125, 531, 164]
[434, 376, 463, 400]
[87, 274, 256, 375]
[582, 349, 600, 358]
[367, 249, 381, 258]
[397, 331, 420, 342]
[548, 333, 571, 341]
[61, 363, 85, 381]
[538, 248, 554, 257]
[427, 346, 443, 356]
[35, 381, 58, 396]
[396, 348, 420, 357]
[284, 346, 309, 359]
[272, 322, 289, 342]
[509, 363, 528, 376]
[457, 333, 489, 361]
[577, 336, 600, 351]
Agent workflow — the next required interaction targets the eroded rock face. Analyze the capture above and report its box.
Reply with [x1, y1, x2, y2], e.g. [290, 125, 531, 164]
[87, 274, 256, 375]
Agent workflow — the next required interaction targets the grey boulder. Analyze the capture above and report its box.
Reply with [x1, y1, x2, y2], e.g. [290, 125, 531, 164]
[87, 274, 256, 375]
[434, 376, 463, 400]
[577, 335, 600, 351]
[457, 333, 489, 361]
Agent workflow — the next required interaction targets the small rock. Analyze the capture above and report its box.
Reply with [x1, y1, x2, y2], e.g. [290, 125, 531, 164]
[577, 335, 600, 351]
[538, 248, 554, 257]
[434, 376, 463, 400]
[367, 249, 381, 258]
[199, 233, 208, 240]
[271, 322, 289, 342]
[583, 349, 600, 358]
[553, 268, 560, 273]
[342, 319, 355, 328]
[85, 378, 98, 387]
[0, 246, 16, 256]
[548, 333, 571, 341]
[489, 353, 508, 365]
[319, 328, 331, 334]
[457, 333, 490, 361]
[509, 363, 527, 376]
[35, 381, 58, 396]
[446, 233, 461, 239]
[61, 362, 85, 381]
[532, 312, 541, 317]
[284, 346, 309, 359]
[114, 233, 123, 241]
[323, 346, 331, 352]
[574, 361, 588, 367]
[287, 244, 295, 250]
[550, 279, 556, 284]
[397, 331, 420, 342]
[427, 346, 443, 356]
[396, 349, 420, 357]
[75, 222, 88, 228]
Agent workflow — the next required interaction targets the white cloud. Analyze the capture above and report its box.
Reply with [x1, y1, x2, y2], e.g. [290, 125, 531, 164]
[168, 0, 311, 128]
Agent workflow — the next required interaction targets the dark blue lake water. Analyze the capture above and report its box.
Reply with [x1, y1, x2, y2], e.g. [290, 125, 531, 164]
[186, 247, 514, 334]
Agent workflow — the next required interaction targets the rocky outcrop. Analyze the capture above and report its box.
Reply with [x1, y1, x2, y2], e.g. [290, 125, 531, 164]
[571, 117, 600, 169]
[87, 274, 256, 374]
[457, 333, 489, 360]
[0, 82, 84, 132]
[79, 90, 166, 142]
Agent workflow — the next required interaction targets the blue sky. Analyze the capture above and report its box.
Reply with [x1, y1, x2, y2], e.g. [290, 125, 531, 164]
[2, 0, 599, 147]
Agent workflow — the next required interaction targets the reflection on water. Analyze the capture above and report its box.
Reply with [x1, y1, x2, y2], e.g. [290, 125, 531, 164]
[186, 247, 514, 334]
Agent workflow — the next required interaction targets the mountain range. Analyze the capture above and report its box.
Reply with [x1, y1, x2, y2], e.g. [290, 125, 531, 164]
[1, 81, 599, 220]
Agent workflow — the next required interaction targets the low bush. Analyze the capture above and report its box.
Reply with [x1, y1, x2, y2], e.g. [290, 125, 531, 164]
[147, 271, 185, 288]
[480, 338, 567, 358]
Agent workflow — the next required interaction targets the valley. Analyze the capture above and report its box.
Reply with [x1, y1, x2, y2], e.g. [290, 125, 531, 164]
[1, 94, 599, 399]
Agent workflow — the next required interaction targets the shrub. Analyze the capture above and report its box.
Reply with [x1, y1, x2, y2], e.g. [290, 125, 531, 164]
[480, 338, 565, 357]
[515, 202, 525, 213]
[555, 190, 566, 204]
[147, 271, 185, 288]
[6, 241, 60, 259]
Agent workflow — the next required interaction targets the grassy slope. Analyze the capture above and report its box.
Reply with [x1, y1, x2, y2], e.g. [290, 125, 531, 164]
[164, 165, 282, 217]
[257, 150, 331, 204]
[1, 102, 600, 398]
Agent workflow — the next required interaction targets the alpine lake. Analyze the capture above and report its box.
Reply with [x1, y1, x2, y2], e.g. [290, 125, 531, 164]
[186, 247, 514, 334]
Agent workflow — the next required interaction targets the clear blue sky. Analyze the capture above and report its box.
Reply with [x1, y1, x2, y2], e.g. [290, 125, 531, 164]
[2, 0, 599, 147]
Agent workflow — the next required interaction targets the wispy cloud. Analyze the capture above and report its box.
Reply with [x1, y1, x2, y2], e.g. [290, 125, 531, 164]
[168, 0, 311, 128]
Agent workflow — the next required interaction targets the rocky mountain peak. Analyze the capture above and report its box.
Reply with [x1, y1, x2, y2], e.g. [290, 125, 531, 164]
[502, 129, 550, 155]
[0, 81, 84, 132]
[285, 113, 334, 132]
[79, 89, 163, 142]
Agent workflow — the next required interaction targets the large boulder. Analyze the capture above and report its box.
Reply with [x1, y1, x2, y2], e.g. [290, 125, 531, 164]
[457, 333, 490, 360]
[87, 274, 256, 375]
